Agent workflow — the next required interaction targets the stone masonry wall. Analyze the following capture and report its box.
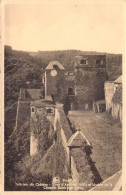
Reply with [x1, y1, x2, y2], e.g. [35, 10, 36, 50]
[16, 99, 31, 129]
[46, 70, 75, 102]
[54, 104, 79, 184]
[104, 81, 115, 110]
[112, 102, 122, 122]
[54, 104, 96, 188]
[46, 70, 65, 100]
[75, 55, 107, 108]
[74, 55, 106, 68]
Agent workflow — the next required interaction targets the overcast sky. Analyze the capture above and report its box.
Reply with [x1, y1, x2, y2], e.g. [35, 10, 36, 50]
[4, 1, 123, 53]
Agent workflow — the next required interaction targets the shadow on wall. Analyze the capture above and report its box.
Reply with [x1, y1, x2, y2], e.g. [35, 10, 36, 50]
[82, 143, 103, 184]
[66, 117, 76, 134]
[86, 155, 103, 184]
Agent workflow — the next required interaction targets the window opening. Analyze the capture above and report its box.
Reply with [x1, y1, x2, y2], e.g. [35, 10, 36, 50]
[96, 60, 101, 65]
[46, 108, 54, 114]
[31, 107, 35, 113]
[68, 88, 74, 95]
[80, 59, 87, 64]
[53, 65, 58, 69]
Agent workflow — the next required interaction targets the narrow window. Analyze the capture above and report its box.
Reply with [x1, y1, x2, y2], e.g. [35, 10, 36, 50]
[68, 88, 74, 95]
[31, 107, 35, 113]
[80, 59, 87, 64]
[47, 108, 53, 113]
[53, 65, 58, 69]
[46, 107, 54, 114]
[96, 60, 101, 65]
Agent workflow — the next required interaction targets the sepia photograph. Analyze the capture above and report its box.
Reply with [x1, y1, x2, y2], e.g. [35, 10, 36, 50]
[2, 0, 124, 192]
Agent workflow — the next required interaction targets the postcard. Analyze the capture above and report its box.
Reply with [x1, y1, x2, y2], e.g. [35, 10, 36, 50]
[0, 0, 125, 194]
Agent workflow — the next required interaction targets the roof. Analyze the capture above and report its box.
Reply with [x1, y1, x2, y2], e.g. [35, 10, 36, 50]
[67, 129, 90, 147]
[45, 95, 53, 101]
[31, 99, 55, 107]
[26, 89, 42, 99]
[46, 61, 65, 70]
[90, 170, 122, 191]
[112, 85, 122, 104]
[114, 75, 122, 84]
[19, 88, 42, 100]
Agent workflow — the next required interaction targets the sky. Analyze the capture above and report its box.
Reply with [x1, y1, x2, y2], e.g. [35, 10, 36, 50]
[4, 1, 123, 53]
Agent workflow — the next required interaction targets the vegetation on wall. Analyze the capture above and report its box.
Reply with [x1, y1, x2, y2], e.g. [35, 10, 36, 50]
[5, 113, 54, 190]
[30, 112, 53, 155]
[5, 121, 30, 190]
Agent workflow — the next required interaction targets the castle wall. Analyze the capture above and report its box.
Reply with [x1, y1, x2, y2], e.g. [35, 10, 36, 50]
[74, 55, 107, 108]
[104, 81, 115, 110]
[16, 99, 31, 129]
[54, 104, 94, 186]
[30, 132, 38, 156]
[75, 55, 106, 68]
[112, 102, 122, 122]
[45, 56, 107, 109]
[46, 70, 65, 98]
[24, 101, 98, 186]
[46, 70, 75, 102]
[75, 72, 106, 108]
[54, 104, 79, 183]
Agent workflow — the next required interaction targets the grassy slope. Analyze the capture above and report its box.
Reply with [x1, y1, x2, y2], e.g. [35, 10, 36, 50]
[68, 111, 122, 181]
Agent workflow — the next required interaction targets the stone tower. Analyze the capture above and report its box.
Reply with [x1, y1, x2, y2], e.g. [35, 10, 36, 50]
[44, 61, 65, 101]
[74, 55, 107, 108]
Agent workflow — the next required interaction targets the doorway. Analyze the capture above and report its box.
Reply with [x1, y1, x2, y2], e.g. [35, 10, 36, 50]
[68, 88, 74, 95]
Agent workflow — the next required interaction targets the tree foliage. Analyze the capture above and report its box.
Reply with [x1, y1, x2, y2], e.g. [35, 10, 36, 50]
[5, 117, 53, 190]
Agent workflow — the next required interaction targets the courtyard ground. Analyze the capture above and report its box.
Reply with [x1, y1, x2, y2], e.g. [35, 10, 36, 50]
[68, 110, 122, 181]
